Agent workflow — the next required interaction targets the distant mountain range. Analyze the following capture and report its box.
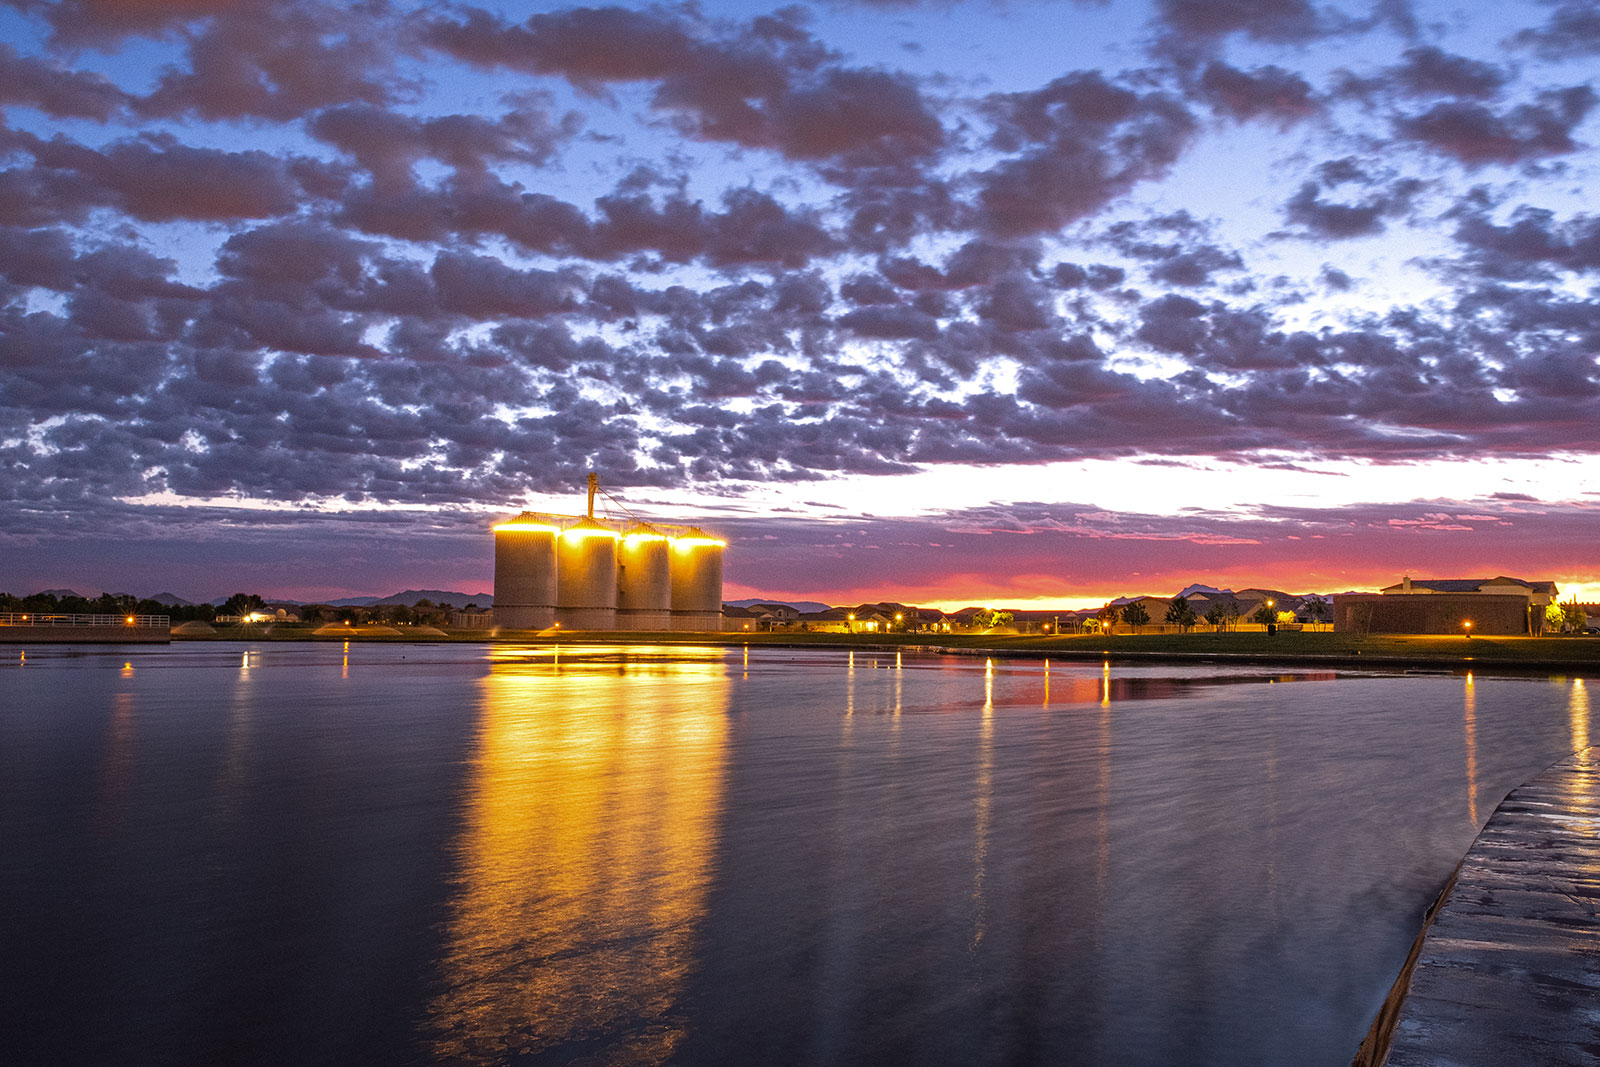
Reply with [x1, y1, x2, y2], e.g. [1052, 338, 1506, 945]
[1175, 583, 1230, 597]
[323, 589, 494, 607]
[726, 597, 831, 613]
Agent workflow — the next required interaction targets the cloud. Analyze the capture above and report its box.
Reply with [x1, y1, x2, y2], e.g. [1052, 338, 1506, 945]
[0, 41, 126, 119]
[1511, 2, 1600, 58]
[1282, 160, 1423, 239]
[0, 0, 1598, 571]
[1389, 46, 1507, 98]
[1393, 86, 1597, 165]
[424, 5, 943, 166]
[132, 2, 401, 120]
[6, 130, 307, 223]
[977, 72, 1195, 236]
[1451, 204, 1600, 276]
[1196, 61, 1317, 122]
[1152, 0, 1326, 48]
[308, 104, 580, 192]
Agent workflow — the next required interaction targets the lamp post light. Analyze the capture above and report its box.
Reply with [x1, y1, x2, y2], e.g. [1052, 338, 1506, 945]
[847, 612, 855, 634]
[1464, 619, 1472, 638]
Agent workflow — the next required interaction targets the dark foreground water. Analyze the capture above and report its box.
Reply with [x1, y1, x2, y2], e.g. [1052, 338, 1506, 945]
[1, 643, 1592, 1066]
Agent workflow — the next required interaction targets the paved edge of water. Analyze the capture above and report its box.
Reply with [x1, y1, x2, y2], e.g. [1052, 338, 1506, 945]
[1352, 747, 1600, 1067]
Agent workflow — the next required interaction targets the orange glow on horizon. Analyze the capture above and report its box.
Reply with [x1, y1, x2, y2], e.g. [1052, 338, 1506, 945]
[725, 566, 1600, 613]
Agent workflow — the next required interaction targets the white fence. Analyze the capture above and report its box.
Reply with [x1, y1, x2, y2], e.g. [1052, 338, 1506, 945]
[0, 612, 170, 628]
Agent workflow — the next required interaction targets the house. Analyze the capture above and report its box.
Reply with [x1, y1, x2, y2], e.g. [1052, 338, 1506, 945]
[844, 605, 895, 633]
[1380, 575, 1560, 634]
[721, 605, 761, 632]
[748, 603, 800, 625]
[797, 607, 854, 632]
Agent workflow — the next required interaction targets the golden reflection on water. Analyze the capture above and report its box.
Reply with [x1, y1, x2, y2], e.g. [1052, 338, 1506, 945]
[95, 692, 136, 834]
[1464, 674, 1479, 828]
[1571, 677, 1589, 755]
[428, 647, 731, 1064]
[1094, 691, 1112, 953]
[1560, 677, 1597, 841]
[972, 661, 993, 957]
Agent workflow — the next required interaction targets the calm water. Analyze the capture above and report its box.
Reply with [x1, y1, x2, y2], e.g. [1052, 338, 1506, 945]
[1, 643, 1593, 1066]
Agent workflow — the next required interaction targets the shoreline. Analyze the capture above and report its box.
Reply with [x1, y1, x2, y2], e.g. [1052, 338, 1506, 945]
[156, 628, 1600, 674]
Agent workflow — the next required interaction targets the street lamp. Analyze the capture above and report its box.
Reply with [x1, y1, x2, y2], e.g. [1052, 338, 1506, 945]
[1463, 619, 1472, 638]
[847, 612, 855, 634]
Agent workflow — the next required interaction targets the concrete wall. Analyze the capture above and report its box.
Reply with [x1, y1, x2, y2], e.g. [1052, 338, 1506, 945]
[0, 625, 170, 643]
[1333, 593, 1530, 635]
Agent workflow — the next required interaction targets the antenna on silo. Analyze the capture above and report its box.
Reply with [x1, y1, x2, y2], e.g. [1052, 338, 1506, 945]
[586, 471, 598, 519]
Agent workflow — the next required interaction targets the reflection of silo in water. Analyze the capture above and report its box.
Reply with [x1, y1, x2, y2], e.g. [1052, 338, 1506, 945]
[617, 528, 672, 631]
[670, 531, 724, 631]
[428, 651, 730, 1063]
[492, 517, 557, 629]
[555, 520, 618, 630]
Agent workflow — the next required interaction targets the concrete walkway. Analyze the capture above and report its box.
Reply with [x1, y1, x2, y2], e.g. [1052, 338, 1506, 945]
[1362, 748, 1600, 1065]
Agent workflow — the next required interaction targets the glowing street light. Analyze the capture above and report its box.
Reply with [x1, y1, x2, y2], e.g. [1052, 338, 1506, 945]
[1463, 619, 1473, 638]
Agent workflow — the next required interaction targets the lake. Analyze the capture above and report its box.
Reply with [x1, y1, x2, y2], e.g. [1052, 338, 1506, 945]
[1, 643, 1592, 1065]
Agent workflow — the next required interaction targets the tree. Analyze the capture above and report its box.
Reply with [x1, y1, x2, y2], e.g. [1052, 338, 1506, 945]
[1204, 603, 1227, 630]
[1121, 600, 1150, 633]
[1563, 599, 1587, 633]
[974, 608, 1014, 630]
[223, 593, 266, 617]
[1301, 595, 1329, 631]
[1251, 604, 1277, 627]
[1096, 603, 1121, 633]
[1165, 597, 1197, 632]
[1545, 602, 1568, 634]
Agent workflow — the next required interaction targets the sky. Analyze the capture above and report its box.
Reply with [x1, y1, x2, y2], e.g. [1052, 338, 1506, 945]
[1, 0, 1597, 608]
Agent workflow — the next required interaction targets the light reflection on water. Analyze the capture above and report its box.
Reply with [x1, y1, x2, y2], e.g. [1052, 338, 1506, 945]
[428, 648, 730, 1064]
[1, 644, 1596, 1066]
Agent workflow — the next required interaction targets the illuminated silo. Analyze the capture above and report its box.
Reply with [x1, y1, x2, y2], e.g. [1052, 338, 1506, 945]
[493, 516, 558, 629]
[555, 519, 619, 630]
[617, 527, 672, 631]
[669, 529, 724, 631]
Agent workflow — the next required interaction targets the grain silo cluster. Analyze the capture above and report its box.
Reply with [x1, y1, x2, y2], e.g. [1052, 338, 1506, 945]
[493, 474, 724, 631]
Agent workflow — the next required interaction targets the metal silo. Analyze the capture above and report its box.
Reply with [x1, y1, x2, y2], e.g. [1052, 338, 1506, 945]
[617, 527, 672, 631]
[669, 529, 724, 631]
[493, 516, 558, 630]
[555, 519, 618, 630]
